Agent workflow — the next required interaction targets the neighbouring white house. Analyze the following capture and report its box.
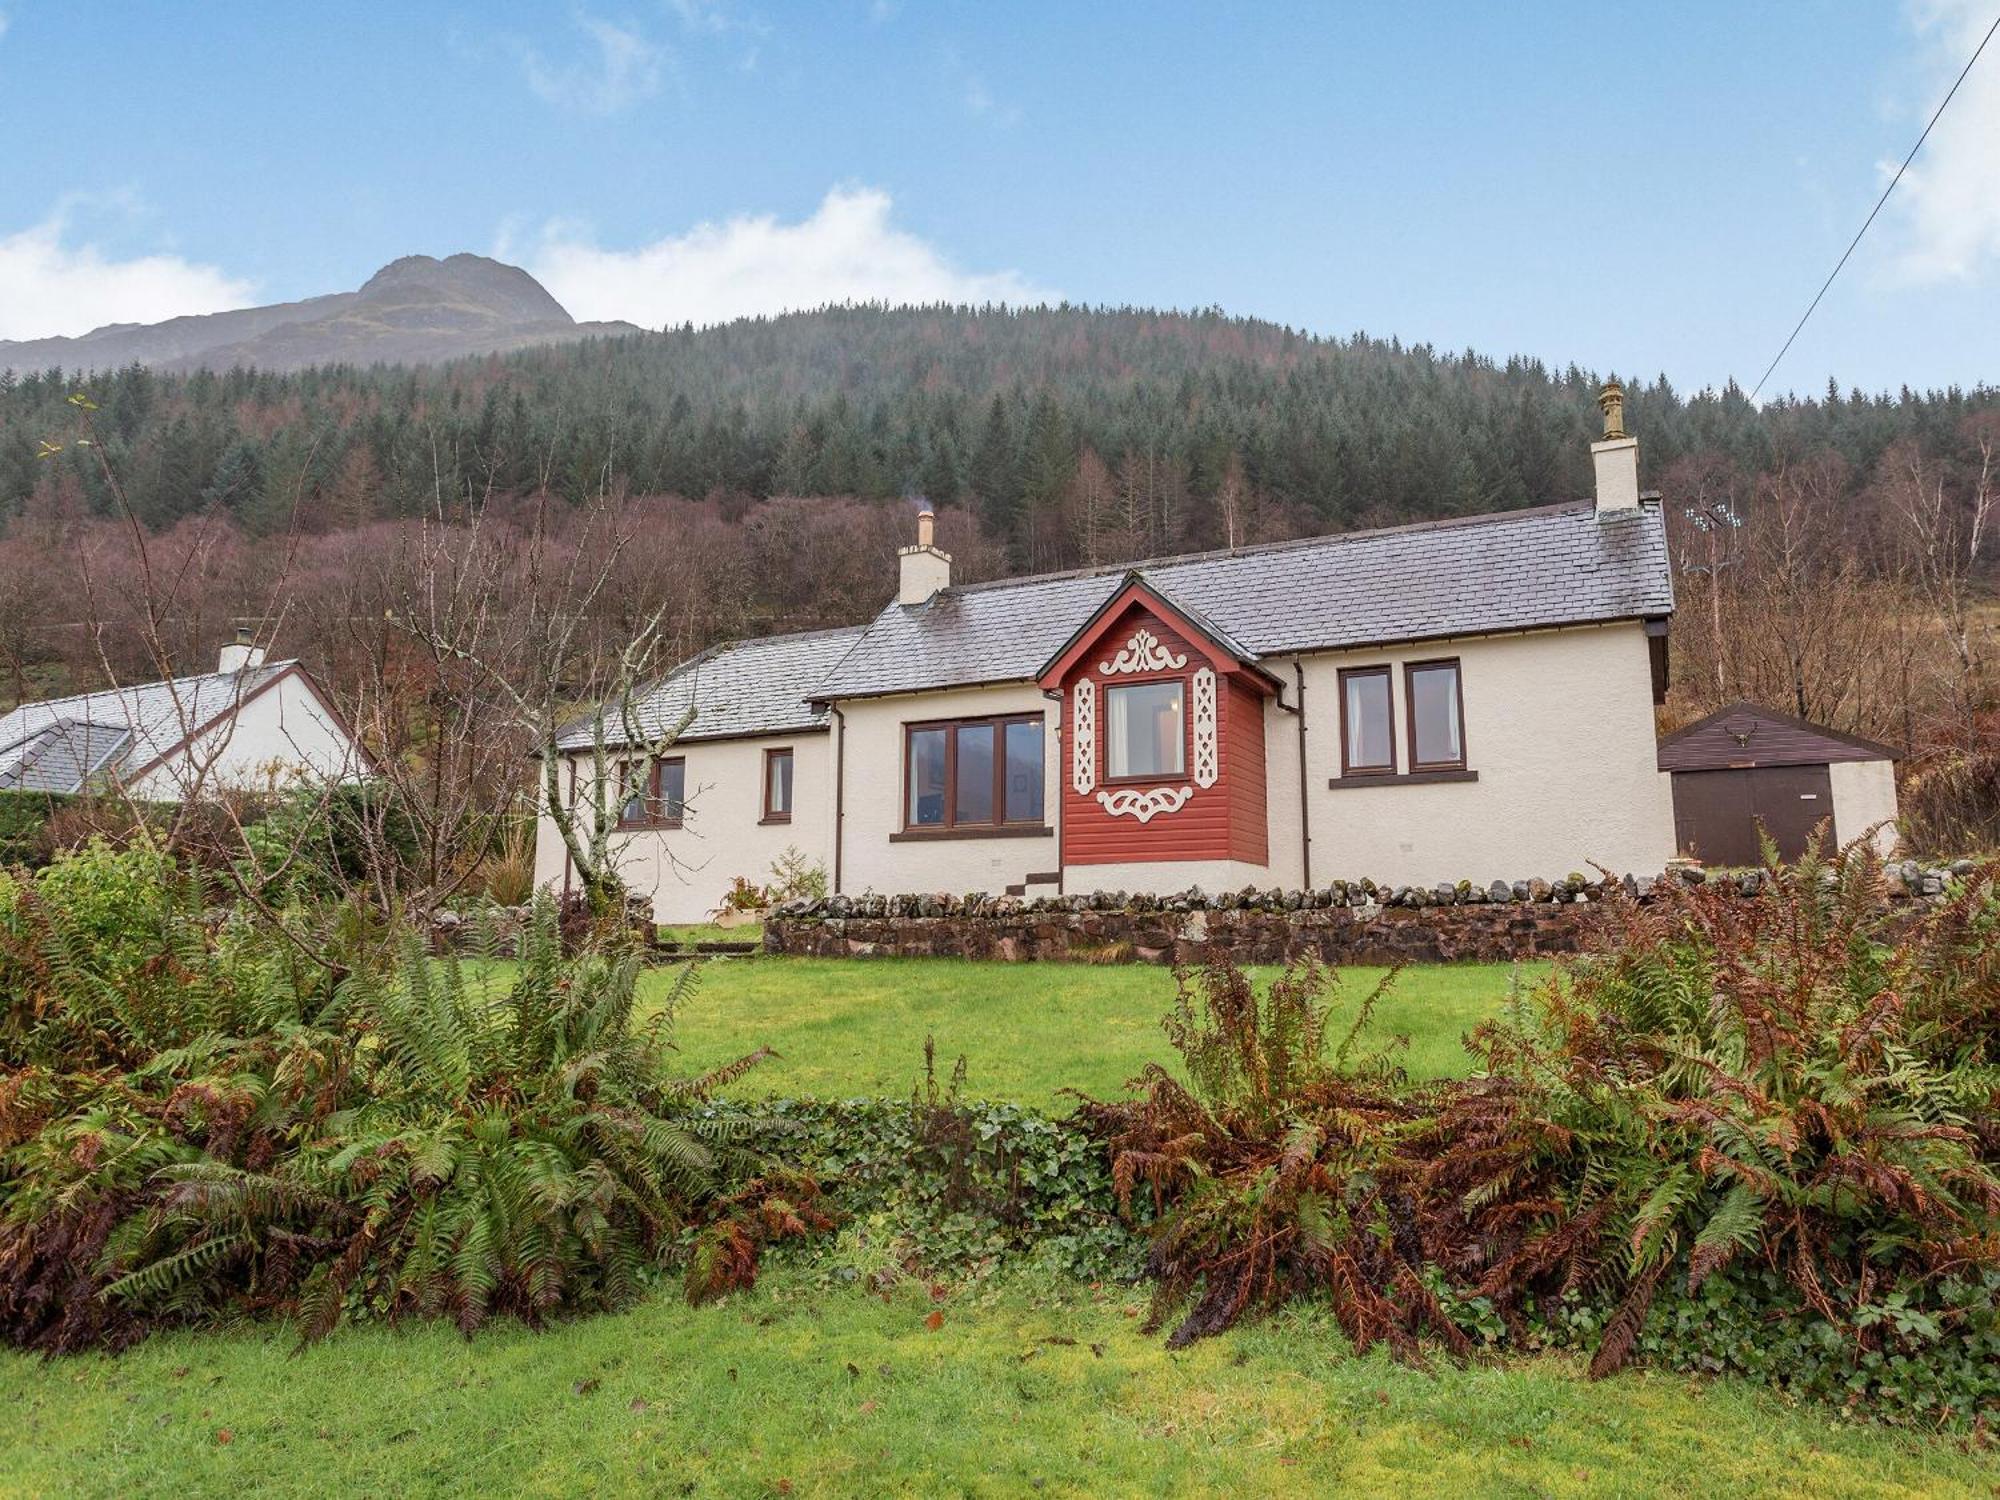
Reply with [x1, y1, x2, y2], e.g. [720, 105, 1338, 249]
[0, 631, 367, 802]
[539, 385, 1683, 924]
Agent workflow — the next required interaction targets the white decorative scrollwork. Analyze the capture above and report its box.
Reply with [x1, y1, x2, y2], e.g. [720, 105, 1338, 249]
[1098, 628, 1187, 676]
[1070, 678, 1097, 795]
[1095, 785, 1193, 823]
[1191, 667, 1218, 788]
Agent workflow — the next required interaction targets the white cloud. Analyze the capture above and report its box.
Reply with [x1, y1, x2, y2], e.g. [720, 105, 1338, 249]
[515, 14, 662, 115]
[1891, 0, 2000, 281]
[510, 185, 1057, 327]
[0, 211, 254, 342]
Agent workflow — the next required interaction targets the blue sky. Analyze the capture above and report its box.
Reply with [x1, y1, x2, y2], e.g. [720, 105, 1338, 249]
[1, 2, 1995, 395]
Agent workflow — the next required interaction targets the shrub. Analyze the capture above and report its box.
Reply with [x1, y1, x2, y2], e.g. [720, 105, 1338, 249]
[478, 818, 536, 906]
[0, 849, 811, 1353]
[766, 846, 828, 905]
[1473, 841, 2000, 1382]
[755, 1043, 1141, 1285]
[1074, 952, 1494, 1355]
[1081, 842, 2000, 1424]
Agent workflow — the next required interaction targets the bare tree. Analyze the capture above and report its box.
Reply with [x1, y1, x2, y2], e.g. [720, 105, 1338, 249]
[1884, 425, 1994, 745]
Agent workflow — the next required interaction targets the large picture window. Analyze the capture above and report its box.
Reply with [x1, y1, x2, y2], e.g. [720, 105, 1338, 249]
[1405, 660, 1465, 771]
[904, 716, 1045, 831]
[617, 755, 685, 827]
[1338, 667, 1395, 776]
[1104, 680, 1186, 780]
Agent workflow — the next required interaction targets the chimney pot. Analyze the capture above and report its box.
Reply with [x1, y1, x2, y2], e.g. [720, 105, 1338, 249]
[898, 506, 952, 606]
[1591, 380, 1640, 514]
[218, 627, 268, 674]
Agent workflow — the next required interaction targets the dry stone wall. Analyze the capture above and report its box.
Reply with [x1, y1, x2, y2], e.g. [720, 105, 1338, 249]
[764, 861, 1974, 966]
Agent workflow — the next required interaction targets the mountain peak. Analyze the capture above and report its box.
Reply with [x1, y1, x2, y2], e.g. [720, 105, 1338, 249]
[0, 254, 637, 376]
[357, 254, 575, 325]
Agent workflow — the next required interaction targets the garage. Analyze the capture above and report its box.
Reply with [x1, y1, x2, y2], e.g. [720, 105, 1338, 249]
[1658, 702, 1901, 867]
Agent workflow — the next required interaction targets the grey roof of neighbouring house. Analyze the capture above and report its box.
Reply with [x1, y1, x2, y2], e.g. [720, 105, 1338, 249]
[810, 498, 1674, 702]
[0, 719, 133, 793]
[0, 661, 295, 795]
[557, 626, 866, 752]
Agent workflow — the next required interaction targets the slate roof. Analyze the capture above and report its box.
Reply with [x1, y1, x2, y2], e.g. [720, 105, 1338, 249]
[812, 499, 1674, 702]
[0, 662, 295, 795]
[557, 626, 865, 752]
[0, 720, 133, 793]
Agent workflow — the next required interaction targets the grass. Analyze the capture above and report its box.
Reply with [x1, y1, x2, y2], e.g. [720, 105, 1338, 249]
[6, 1269, 1992, 1500]
[659, 956, 1531, 1104]
[657, 921, 764, 947]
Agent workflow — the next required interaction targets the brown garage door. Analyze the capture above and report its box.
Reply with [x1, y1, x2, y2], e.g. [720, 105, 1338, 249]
[1672, 764, 1836, 867]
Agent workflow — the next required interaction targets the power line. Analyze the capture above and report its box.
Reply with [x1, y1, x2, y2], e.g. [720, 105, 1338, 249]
[1748, 11, 2000, 402]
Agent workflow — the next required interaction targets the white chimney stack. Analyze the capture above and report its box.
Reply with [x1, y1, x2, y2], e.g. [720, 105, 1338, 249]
[1592, 380, 1640, 514]
[898, 506, 952, 606]
[218, 625, 267, 674]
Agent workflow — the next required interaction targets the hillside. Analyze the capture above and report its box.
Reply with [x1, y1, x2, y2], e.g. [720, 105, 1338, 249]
[4, 302, 1996, 557]
[0, 254, 640, 375]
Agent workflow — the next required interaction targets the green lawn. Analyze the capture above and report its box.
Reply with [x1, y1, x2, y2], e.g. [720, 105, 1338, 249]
[6, 1270, 1990, 1500]
[661, 957, 1533, 1104]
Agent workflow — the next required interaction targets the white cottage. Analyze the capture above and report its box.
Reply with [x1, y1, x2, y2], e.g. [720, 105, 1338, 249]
[540, 386, 1682, 923]
[0, 632, 366, 802]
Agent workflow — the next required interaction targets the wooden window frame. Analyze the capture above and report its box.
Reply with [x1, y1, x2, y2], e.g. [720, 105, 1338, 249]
[760, 746, 794, 825]
[896, 714, 1048, 838]
[1337, 665, 1397, 777]
[1403, 658, 1468, 773]
[616, 754, 685, 829]
[1101, 677, 1189, 786]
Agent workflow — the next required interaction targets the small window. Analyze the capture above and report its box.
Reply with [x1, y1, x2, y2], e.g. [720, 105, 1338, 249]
[618, 755, 685, 826]
[1105, 680, 1186, 780]
[762, 747, 794, 822]
[1406, 660, 1465, 771]
[902, 716, 1046, 831]
[1339, 667, 1395, 776]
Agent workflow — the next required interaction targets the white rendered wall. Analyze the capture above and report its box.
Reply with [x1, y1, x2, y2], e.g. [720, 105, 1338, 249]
[834, 683, 1061, 898]
[1828, 758, 1901, 856]
[533, 733, 831, 924]
[1294, 624, 1677, 886]
[131, 671, 362, 801]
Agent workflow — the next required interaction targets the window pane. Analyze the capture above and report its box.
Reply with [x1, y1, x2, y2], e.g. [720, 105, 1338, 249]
[1344, 672, 1393, 771]
[659, 759, 686, 820]
[1004, 720, 1044, 822]
[767, 750, 793, 816]
[907, 728, 947, 826]
[954, 723, 995, 824]
[619, 760, 648, 822]
[1409, 664, 1462, 768]
[1106, 682, 1186, 779]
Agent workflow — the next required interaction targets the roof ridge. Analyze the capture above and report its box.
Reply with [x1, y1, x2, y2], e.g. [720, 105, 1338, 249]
[0, 659, 296, 720]
[714, 622, 868, 649]
[944, 498, 1604, 599]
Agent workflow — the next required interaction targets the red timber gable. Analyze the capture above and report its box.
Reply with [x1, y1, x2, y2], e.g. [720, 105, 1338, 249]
[1037, 579, 1275, 868]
